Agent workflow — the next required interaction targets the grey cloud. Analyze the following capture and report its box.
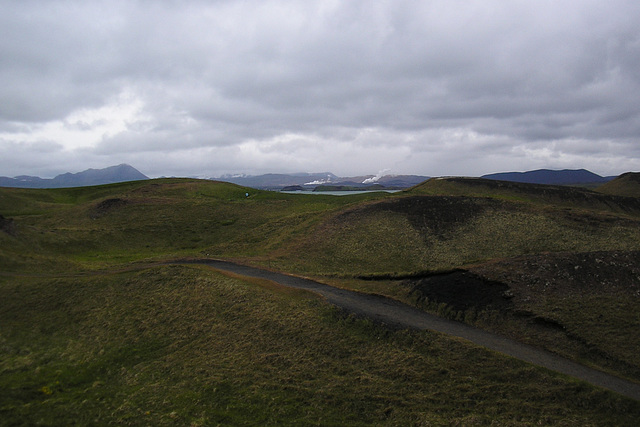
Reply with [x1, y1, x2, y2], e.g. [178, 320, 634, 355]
[1, 0, 640, 178]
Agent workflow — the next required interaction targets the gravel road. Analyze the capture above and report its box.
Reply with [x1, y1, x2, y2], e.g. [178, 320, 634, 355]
[184, 259, 640, 401]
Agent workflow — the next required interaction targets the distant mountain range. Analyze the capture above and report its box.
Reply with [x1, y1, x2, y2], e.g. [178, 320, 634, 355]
[217, 173, 430, 190]
[481, 169, 615, 185]
[0, 165, 626, 190]
[216, 172, 340, 189]
[0, 164, 148, 188]
[219, 169, 620, 190]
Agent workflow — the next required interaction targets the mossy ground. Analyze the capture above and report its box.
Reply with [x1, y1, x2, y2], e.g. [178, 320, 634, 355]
[2, 265, 639, 425]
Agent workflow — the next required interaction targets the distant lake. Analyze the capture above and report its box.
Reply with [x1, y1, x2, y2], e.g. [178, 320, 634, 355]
[280, 190, 402, 196]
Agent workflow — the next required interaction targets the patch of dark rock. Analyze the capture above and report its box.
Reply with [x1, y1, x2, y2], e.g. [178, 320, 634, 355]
[91, 198, 129, 218]
[471, 250, 640, 298]
[0, 214, 16, 236]
[406, 270, 512, 312]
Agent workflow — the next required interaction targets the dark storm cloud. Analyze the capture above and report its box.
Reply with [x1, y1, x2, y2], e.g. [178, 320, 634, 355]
[1, 0, 639, 178]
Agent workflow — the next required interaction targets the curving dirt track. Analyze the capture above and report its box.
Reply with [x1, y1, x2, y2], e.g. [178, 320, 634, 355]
[185, 259, 640, 401]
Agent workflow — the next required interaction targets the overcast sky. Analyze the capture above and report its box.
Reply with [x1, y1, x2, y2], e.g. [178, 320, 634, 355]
[1, 0, 639, 179]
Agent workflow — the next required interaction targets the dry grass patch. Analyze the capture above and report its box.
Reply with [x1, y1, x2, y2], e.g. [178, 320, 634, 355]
[2, 265, 639, 425]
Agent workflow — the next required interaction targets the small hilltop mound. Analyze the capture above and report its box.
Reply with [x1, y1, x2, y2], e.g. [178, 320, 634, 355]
[408, 176, 640, 216]
[596, 172, 640, 197]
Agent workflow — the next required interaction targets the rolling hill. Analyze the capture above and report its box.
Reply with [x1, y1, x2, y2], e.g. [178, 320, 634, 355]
[596, 172, 640, 197]
[1, 177, 640, 423]
[407, 175, 640, 215]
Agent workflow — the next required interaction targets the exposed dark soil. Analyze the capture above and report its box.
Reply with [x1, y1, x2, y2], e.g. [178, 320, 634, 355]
[91, 198, 129, 218]
[468, 250, 640, 301]
[551, 206, 640, 230]
[407, 270, 512, 312]
[330, 193, 640, 246]
[0, 214, 16, 236]
[465, 251, 640, 377]
[403, 250, 640, 336]
[393, 250, 640, 383]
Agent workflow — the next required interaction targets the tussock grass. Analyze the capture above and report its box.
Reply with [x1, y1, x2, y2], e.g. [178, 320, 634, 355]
[2, 265, 639, 425]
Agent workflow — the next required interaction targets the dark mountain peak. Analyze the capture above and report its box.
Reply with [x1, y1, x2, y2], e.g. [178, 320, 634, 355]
[51, 164, 148, 187]
[481, 169, 610, 185]
[0, 164, 148, 188]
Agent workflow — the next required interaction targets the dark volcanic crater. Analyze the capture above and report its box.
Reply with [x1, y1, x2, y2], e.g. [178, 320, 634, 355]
[336, 195, 503, 238]
[406, 270, 512, 312]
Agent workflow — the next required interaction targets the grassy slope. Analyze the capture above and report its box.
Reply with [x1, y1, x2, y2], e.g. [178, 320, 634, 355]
[408, 176, 640, 209]
[271, 178, 640, 384]
[596, 172, 640, 197]
[0, 179, 388, 272]
[2, 265, 639, 425]
[464, 251, 640, 383]
[2, 178, 640, 423]
[4, 177, 638, 276]
[277, 190, 640, 275]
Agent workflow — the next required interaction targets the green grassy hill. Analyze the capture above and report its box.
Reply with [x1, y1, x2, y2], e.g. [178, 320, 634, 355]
[596, 172, 640, 197]
[276, 177, 640, 276]
[2, 178, 640, 424]
[408, 176, 640, 214]
[0, 179, 388, 272]
[270, 178, 640, 384]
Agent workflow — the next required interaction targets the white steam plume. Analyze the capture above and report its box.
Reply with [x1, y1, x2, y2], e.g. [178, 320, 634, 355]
[362, 169, 391, 184]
